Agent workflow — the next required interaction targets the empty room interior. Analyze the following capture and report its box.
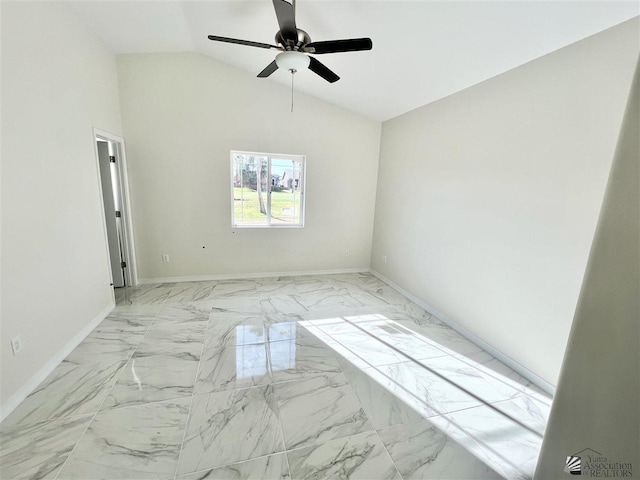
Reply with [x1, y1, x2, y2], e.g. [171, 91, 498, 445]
[1, 1, 639, 479]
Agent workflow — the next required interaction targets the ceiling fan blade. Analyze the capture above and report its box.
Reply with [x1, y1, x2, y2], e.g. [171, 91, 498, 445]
[305, 38, 373, 54]
[208, 35, 280, 50]
[308, 57, 339, 83]
[257, 60, 279, 78]
[272, 0, 297, 41]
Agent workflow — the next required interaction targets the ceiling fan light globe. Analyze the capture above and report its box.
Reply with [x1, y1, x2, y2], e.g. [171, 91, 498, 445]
[275, 51, 310, 72]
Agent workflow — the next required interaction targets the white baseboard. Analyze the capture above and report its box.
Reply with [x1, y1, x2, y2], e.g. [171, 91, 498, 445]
[138, 267, 370, 285]
[0, 303, 114, 423]
[370, 269, 556, 396]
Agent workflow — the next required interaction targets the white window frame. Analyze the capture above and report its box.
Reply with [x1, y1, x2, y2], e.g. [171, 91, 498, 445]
[230, 150, 306, 228]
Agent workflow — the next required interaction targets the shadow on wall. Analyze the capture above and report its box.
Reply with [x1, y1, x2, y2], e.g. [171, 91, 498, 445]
[534, 57, 640, 479]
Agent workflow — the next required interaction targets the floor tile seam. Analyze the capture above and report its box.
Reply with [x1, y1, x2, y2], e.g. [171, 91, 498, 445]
[340, 354, 456, 427]
[330, 357, 385, 413]
[281, 439, 293, 479]
[206, 315, 263, 326]
[338, 367, 483, 456]
[32, 310, 155, 430]
[157, 297, 213, 309]
[487, 390, 532, 404]
[84, 309, 160, 417]
[95, 325, 156, 338]
[173, 307, 215, 480]
[203, 334, 309, 352]
[174, 451, 289, 479]
[56, 351, 138, 371]
[202, 332, 304, 349]
[372, 319, 462, 359]
[369, 421, 406, 480]
[308, 325, 436, 377]
[445, 353, 541, 395]
[341, 349, 451, 370]
[122, 299, 170, 307]
[256, 370, 342, 391]
[448, 428, 529, 480]
[190, 374, 318, 398]
[138, 324, 210, 339]
[270, 377, 293, 480]
[271, 376, 375, 453]
[281, 426, 378, 457]
[102, 312, 159, 323]
[361, 360, 525, 425]
[116, 306, 164, 362]
[413, 418, 510, 480]
[258, 286, 337, 298]
[51, 332, 142, 480]
[337, 365, 406, 480]
[0, 391, 116, 432]
[164, 289, 217, 305]
[97, 394, 196, 414]
[416, 405, 529, 480]
[416, 370, 526, 405]
[374, 415, 510, 480]
[132, 346, 205, 362]
[485, 392, 549, 416]
[178, 385, 288, 475]
[162, 297, 215, 306]
[482, 376, 548, 400]
[211, 291, 259, 298]
[171, 384, 200, 480]
[262, 325, 277, 384]
[0, 412, 98, 448]
[211, 292, 260, 302]
[432, 390, 545, 434]
[153, 318, 211, 328]
[192, 377, 294, 398]
[307, 328, 384, 371]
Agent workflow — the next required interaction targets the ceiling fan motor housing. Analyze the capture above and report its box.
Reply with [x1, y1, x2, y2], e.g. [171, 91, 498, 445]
[276, 29, 311, 50]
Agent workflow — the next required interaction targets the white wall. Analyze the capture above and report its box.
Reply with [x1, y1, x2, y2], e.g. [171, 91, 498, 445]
[1, 2, 123, 410]
[370, 18, 639, 385]
[535, 57, 639, 480]
[116, 53, 381, 281]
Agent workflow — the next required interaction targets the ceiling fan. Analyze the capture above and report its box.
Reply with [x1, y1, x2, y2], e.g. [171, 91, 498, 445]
[207, 0, 373, 83]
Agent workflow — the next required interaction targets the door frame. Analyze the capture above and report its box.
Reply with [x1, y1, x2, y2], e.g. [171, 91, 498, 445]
[93, 128, 138, 287]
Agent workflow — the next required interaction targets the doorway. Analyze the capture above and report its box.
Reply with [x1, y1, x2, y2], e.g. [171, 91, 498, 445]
[94, 129, 137, 288]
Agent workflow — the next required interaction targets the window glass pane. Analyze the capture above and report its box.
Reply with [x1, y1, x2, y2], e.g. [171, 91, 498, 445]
[232, 151, 304, 227]
[233, 154, 268, 226]
[270, 158, 302, 225]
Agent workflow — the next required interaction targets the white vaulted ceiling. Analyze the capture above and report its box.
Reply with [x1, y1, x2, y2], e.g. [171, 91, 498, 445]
[67, 1, 639, 121]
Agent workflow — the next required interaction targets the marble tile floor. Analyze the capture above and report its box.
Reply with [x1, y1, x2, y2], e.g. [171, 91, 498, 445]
[0, 273, 552, 480]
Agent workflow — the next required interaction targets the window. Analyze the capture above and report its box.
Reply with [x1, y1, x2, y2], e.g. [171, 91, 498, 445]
[231, 151, 305, 227]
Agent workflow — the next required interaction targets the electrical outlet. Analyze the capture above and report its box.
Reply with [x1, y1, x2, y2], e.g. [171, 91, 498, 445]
[162, 254, 170, 263]
[345, 250, 350, 257]
[381, 255, 387, 264]
[11, 335, 23, 355]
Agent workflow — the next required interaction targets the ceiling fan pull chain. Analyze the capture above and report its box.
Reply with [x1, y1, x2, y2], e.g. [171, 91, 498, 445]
[291, 69, 296, 113]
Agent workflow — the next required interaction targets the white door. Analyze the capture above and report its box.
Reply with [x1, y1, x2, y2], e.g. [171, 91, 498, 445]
[97, 141, 125, 287]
